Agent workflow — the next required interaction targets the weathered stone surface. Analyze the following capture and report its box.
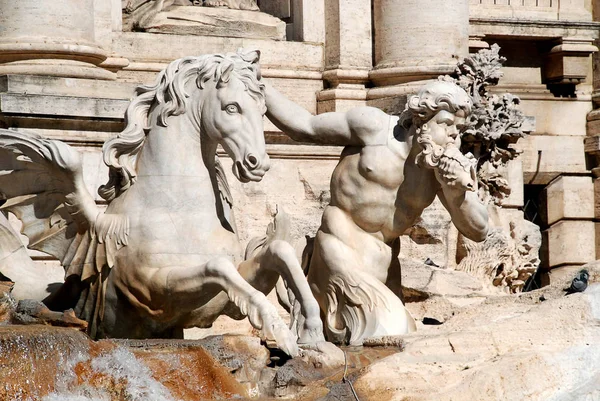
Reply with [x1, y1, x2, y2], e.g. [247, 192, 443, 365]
[142, 6, 286, 40]
[352, 282, 600, 401]
[544, 220, 596, 267]
[521, 134, 588, 185]
[543, 175, 594, 225]
[401, 259, 484, 301]
[401, 198, 454, 269]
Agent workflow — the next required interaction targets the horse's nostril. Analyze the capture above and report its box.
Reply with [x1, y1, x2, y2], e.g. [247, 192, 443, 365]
[246, 153, 258, 169]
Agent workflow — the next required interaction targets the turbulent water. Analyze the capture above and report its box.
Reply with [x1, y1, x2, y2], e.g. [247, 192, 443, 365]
[42, 347, 176, 401]
[0, 324, 250, 401]
[0, 326, 179, 401]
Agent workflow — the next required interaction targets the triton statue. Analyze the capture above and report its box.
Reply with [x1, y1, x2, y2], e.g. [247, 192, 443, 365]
[266, 80, 490, 345]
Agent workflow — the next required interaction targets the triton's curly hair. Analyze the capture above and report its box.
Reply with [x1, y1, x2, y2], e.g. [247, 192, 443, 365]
[398, 80, 473, 170]
[399, 80, 472, 129]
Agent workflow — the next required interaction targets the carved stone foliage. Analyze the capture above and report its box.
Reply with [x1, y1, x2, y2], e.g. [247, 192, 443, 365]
[455, 216, 541, 294]
[441, 45, 541, 294]
[447, 44, 527, 205]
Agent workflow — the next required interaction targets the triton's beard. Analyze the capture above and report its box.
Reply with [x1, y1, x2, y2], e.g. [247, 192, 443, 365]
[415, 131, 445, 170]
[416, 130, 477, 192]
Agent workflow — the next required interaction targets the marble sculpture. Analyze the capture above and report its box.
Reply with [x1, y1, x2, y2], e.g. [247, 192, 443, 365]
[266, 79, 490, 345]
[123, 0, 260, 32]
[0, 50, 324, 357]
[0, 50, 490, 352]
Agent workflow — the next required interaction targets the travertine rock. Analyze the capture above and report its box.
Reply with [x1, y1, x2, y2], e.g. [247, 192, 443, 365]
[352, 281, 600, 401]
[401, 259, 484, 301]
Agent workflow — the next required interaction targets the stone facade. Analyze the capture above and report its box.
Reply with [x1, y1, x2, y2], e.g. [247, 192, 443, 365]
[0, 1, 598, 288]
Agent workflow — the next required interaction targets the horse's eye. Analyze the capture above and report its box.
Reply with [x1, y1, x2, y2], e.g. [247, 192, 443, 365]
[225, 104, 240, 114]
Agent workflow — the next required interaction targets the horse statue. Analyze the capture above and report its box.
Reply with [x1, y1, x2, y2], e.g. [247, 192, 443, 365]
[0, 50, 325, 357]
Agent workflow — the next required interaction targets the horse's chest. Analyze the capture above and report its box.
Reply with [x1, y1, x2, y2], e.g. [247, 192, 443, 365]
[125, 211, 242, 264]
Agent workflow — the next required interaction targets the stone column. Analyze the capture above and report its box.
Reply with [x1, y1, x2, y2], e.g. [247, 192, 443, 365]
[370, 0, 469, 88]
[0, 0, 113, 80]
[317, 0, 371, 113]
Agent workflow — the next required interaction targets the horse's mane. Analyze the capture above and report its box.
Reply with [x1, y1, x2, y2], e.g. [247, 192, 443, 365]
[99, 50, 265, 202]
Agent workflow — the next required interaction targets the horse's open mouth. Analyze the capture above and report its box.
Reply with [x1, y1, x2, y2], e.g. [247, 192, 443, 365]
[234, 161, 264, 183]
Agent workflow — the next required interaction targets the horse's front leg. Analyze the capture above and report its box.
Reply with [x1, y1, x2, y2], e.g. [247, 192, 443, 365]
[238, 240, 325, 346]
[161, 257, 299, 357]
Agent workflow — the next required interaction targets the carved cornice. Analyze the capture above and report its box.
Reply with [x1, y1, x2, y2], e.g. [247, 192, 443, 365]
[470, 17, 600, 30]
[470, 17, 600, 39]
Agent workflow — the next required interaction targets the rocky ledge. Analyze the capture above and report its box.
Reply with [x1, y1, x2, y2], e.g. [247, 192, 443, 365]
[1, 262, 599, 400]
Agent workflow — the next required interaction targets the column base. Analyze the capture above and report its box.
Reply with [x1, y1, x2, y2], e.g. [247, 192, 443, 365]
[0, 59, 115, 81]
[317, 88, 367, 113]
[369, 64, 456, 86]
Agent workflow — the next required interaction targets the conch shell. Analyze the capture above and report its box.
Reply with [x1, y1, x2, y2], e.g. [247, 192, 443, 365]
[434, 144, 477, 192]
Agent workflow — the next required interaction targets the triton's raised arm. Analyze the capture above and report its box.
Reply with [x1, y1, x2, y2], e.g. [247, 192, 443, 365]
[264, 83, 389, 146]
[438, 184, 489, 242]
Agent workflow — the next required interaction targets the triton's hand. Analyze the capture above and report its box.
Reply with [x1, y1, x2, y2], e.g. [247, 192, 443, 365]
[434, 145, 477, 192]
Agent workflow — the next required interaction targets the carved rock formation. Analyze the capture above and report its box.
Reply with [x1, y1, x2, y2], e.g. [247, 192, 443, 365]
[455, 215, 542, 294]
[351, 277, 600, 401]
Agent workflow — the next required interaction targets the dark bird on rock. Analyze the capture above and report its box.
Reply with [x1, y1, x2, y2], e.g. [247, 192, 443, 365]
[566, 269, 589, 295]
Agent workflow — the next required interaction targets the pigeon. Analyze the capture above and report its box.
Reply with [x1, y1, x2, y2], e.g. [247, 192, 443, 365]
[566, 269, 589, 295]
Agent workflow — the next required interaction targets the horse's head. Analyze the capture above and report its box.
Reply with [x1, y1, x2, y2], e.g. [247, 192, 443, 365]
[99, 50, 271, 202]
[196, 50, 270, 183]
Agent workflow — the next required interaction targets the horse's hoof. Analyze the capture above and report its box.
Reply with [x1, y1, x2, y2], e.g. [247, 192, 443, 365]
[297, 316, 326, 345]
[299, 341, 345, 369]
[263, 320, 299, 357]
[258, 304, 299, 357]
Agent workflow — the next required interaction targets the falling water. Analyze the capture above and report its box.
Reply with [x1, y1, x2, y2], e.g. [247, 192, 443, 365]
[0, 325, 246, 401]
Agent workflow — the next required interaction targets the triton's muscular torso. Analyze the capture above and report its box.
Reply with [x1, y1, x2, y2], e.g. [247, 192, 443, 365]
[326, 116, 440, 244]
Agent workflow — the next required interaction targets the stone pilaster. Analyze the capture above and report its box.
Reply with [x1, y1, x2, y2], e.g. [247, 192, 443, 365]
[541, 176, 596, 270]
[317, 0, 371, 113]
[0, 0, 114, 80]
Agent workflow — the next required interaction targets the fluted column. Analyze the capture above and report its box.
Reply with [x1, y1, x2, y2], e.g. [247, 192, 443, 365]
[0, 0, 113, 79]
[370, 0, 469, 87]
